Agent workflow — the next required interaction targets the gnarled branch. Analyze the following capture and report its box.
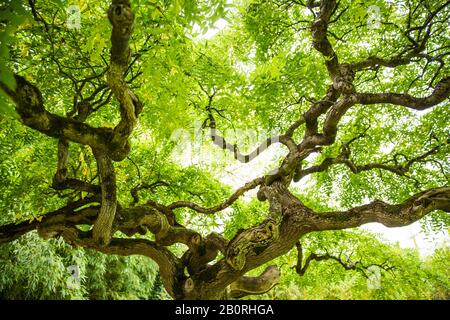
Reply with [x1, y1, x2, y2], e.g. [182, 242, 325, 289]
[107, 0, 142, 151]
[307, 187, 450, 230]
[92, 151, 117, 246]
[228, 265, 280, 299]
[355, 76, 450, 110]
[294, 242, 394, 277]
[0, 75, 129, 161]
[296, 136, 447, 181]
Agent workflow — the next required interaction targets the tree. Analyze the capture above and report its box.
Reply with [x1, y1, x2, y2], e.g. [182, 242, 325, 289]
[0, 0, 449, 300]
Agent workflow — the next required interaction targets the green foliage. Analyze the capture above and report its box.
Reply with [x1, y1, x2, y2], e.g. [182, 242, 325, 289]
[0, 0, 448, 300]
[0, 232, 167, 299]
[250, 231, 450, 300]
[0, 0, 32, 117]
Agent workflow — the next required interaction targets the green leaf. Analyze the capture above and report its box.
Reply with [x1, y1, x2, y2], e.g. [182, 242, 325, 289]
[0, 66, 16, 91]
[0, 89, 18, 118]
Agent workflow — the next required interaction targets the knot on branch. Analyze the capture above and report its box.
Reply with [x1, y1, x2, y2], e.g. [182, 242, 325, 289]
[108, 0, 134, 67]
[183, 278, 195, 294]
[205, 232, 229, 253]
[257, 181, 296, 210]
[412, 187, 450, 213]
[109, 140, 131, 162]
[226, 219, 279, 271]
[52, 169, 68, 186]
[306, 0, 320, 8]
[257, 186, 268, 202]
[108, 2, 134, 37]
[333, 64, 355, 94]
[75, 100, 92, 122]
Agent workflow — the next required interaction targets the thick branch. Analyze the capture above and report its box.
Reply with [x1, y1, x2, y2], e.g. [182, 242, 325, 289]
[52, 178, 101, 194]
[227, 265, 280, 299]
[302, 85, 339, 138]
[0, 200, 201, 255]
[0, 75, 130, 161]
[355, 76, 450, 110]
[308, 187, 450, 230]
[0, 197, 100, 244]
[350, 54, 418, 72]
[167, 183, 449, 299]
[0, 201, 197, 298]
[92, 151, 117, 246]
[311, 0, 339, 79]
[107, 0, 142, 150]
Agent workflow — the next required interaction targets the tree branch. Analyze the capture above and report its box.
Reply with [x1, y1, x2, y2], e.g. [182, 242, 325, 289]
[51, 139, 101, 194]
[311, 0, 339, 80]
[227, 265, 280, 299]
[308, 187, 450, 230]
[355, 76, 450, 110]
[168, 177, 264, 214]
[294, 242, 393, 277]
[203, 91, 291, 162]
[130, 180, 169, 205]
[91, 151, 117, 246]
[0, 75, 130, 161]
[0, 196, 100, 244]
[0, 200, 201, 298]
[349, 1, 450, 72]
[107, 0, 142, 151]
[296, 136, 446, 181]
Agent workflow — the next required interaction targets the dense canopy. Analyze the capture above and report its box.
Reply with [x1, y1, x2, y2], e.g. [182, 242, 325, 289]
[0, 0, 449, 300]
